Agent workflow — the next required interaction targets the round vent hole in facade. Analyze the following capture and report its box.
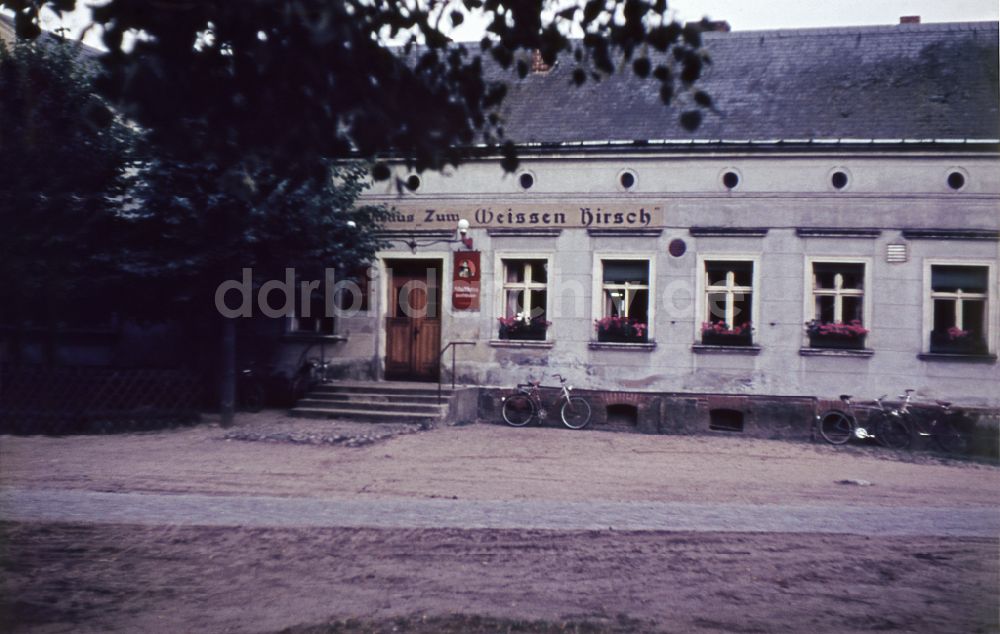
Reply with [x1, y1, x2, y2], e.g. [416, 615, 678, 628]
[519, 172, 534, 190]
[619, 171, 636, 189]
[405, 174, 421, 191]
[947, 171, 966, 190]
[831, 171, 849, 189]
[722, 171, 739, 189]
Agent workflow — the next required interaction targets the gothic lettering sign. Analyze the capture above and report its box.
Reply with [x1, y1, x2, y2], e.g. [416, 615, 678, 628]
[382, 204, 664, 231]
[452, 251, 481, 311]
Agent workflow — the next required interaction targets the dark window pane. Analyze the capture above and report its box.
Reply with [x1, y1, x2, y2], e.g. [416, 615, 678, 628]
[932, 266, 988, 293]
[816, 296, 835, 322]
[814, 263, 864, 290]
[932, 298, 956, 332]
[603, 260, 649, 284]
[840, 265, 864, 290]
[629, 289, 649, 323]
[815, 270, 836, 290]
[733, 294, 752, 326]
[505, 262, 525, 284]
[529, 260, 547, 284]
[706, 292, 727, 322]
[842, 296, 863, 322]
[706, 261, 752, 286]
[529, 290, 547, 319]
[707, 261, 752, 287]
[965, 299, 986, 337]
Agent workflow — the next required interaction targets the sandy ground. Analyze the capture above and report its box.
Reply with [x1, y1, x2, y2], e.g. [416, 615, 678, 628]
[0, 411, 997, 507]
[1, 412, 999, 633]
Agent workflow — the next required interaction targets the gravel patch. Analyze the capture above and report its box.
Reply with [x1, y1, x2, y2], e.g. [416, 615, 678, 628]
[216, 410, 434, 447]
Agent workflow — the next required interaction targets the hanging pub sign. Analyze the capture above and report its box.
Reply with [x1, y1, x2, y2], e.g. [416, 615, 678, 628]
[452, 251, 481, 311]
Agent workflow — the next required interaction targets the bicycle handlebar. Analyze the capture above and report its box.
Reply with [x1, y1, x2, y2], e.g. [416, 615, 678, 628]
[552, 373, 567, 383]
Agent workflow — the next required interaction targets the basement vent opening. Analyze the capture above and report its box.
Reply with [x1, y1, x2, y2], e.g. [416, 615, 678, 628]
[606, 404, 639, 426]
[709, 408, 744, 432]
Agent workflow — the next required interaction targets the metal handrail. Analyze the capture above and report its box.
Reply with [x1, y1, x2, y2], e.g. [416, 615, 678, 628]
[438, 341, 476, 403]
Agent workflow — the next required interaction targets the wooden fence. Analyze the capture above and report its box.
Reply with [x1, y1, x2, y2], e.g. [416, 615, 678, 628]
[0, 366, 202, 434]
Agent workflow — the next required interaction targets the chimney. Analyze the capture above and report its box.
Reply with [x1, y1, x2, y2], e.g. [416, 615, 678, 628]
[686, 20, 731, 33]
[899, 16, 920, 24]
[703, 20, 732, 33]
[531, 49, 551, 73]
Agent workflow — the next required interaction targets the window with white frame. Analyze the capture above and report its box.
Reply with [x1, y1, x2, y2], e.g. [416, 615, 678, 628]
[596, 259, 650, 342]
[929, 265, 989, 355]
[806, 262, 868, 349]
[702, 260, 754, 345]
[498, 259, 548, 340]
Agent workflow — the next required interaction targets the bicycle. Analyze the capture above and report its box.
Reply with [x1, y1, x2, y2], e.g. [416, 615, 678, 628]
[501, 373, 592, 430]
[872, 389, 970, 453]
[816, 393, 894, 446]
[290, 357, 333, 403]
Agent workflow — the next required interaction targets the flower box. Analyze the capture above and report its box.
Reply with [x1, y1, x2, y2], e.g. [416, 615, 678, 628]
[805, 320, 868, 350]
[701, 331, 753, 346]
[498, 315, 550, 341]
[700, 322, 753, 347]
[930, 330, 988, 356]
[808, 333, 866, 350]
[595, 317, 648, 343]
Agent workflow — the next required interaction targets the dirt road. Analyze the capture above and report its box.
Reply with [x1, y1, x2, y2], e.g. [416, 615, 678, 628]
[2, 413, 997, 507]
[1, 414, 998, 633]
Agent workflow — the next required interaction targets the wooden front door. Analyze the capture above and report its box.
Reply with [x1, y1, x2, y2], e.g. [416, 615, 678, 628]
[385, 260, 442, 381]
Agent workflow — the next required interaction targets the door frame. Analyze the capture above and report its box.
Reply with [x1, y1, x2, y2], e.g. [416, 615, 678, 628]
[377, 253, 450, 381]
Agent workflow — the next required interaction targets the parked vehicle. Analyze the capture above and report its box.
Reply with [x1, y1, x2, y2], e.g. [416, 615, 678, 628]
[290, 357, 333, 403]
[817, 389, 970, 453]
[502, 373, 592, 430]
[816, 394, 893, 446]
[873, 389, 970, 453]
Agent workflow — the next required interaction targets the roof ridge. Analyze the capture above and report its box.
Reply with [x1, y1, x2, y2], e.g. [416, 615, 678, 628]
[703, 20, 999, 39]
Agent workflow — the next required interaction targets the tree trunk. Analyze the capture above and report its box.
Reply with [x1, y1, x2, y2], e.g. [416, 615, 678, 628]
[220, 317, 236, 427]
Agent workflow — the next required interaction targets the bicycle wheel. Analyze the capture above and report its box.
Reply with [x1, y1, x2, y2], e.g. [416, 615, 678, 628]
[933, 417, 969, 454]
[875, 415, 911, 450]
[818, 410, 854, 445]
[502, 394, 536, 427]
[560, 396, 592, 430]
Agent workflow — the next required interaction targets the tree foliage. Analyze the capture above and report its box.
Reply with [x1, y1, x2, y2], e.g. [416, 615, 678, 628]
[0, 36, 131, 332]
[117, 158, 387, 321]
[0, 0, 711, 419]
[2, 0, 711, 177]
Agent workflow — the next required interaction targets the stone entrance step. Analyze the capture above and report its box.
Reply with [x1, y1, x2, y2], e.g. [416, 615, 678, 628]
[289, 380, 452, 423]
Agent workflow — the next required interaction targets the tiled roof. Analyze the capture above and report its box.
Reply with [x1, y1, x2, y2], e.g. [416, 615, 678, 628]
[492, 21, 1000, 146]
